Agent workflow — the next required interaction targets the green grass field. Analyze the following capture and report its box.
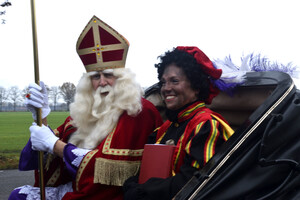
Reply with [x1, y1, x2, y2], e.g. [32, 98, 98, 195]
[0, 111, 69, 169]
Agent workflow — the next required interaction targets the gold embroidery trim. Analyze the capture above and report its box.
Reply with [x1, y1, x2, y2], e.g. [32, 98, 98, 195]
[46, 167, 61, 186]
[63, 121, 73, 132]
[102, 128, 144, 157]
[52, 121, 73, 137]
[75, 149, 98, 191]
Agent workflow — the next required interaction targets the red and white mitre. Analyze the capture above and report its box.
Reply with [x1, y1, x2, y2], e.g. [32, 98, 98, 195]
[76, 16, 129, 72]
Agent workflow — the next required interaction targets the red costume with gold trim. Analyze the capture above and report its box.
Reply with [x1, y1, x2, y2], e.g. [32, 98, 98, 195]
[33, 98, 162, 199]
[9, 15, 163, 200]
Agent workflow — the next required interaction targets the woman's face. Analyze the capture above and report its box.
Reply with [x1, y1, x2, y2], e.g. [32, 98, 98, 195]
[160, 64, 198, 110]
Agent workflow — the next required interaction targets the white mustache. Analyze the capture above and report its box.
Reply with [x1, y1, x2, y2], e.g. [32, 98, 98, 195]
[99, 85, 112, 94]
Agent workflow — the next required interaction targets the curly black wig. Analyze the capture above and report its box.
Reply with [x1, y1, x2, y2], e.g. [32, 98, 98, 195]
[155, 48, 210, 101]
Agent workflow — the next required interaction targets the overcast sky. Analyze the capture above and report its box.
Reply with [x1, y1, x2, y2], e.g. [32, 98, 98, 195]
[1, 0, 300, 89]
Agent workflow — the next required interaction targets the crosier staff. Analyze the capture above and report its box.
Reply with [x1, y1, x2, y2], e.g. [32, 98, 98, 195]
[30, 0, 45, 199]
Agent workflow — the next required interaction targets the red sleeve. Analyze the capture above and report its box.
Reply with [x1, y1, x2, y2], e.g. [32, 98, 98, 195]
[52, 116, 77, 142]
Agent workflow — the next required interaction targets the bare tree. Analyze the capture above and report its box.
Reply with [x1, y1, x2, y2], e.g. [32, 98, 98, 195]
[8, 86, 22, 111]
[0, 86, 8, 111]
[49, 86, 60, 111]
[59, 82, 76, 111]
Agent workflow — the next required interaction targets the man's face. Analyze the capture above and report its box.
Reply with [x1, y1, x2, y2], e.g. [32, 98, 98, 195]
[160, 64, 198, 110]
[91, 70, 117, 95]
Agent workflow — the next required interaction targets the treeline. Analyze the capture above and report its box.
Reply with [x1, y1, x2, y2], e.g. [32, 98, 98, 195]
[0, 82, 76, 112]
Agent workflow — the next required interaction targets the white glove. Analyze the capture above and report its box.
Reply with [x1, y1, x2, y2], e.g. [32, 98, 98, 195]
[25, 81, 51, 120]
[30, 123, 59, 154]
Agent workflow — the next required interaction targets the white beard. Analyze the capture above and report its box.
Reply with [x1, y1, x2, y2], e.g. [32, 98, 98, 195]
[69, 86, 123, 149]
[68, 68, 143, 150]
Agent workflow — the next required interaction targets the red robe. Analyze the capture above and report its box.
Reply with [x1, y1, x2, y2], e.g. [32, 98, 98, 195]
[34, 98, 163, 200]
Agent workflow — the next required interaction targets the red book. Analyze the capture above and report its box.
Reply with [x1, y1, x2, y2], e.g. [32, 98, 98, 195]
[138, 144, 176, 184]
